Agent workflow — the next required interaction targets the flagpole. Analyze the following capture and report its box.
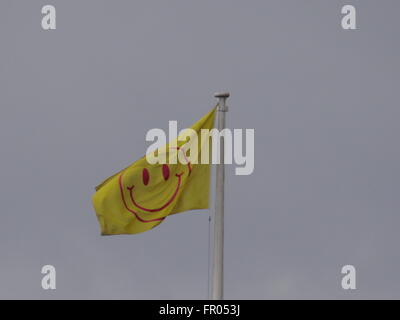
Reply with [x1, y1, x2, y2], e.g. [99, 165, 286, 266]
[210, 92, 229, 300]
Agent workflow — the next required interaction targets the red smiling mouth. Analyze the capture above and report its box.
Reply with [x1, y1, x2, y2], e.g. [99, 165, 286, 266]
[127, 172, 183, 212]
[118, 171, 183, 223]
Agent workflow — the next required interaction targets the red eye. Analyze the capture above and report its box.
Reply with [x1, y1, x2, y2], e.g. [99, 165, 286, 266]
[162, 164, 170, 181]
[142, 168, 150, 185]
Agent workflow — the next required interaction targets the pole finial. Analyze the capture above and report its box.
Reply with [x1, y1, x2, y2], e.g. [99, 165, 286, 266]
[214, 92, 230, 99]
[214, 92, 230, 112]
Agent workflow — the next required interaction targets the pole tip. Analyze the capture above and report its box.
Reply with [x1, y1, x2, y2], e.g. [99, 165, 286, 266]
[214, 92, 230, 99]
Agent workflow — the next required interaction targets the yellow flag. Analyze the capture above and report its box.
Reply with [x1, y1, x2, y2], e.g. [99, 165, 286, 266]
[92, 108, 216, 235]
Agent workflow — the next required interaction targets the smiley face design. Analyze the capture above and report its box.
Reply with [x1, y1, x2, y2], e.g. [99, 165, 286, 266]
[118, 147, 192, 223]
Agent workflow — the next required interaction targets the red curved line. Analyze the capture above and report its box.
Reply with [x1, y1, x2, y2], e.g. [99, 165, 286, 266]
[173, 146, 192, 176]
[180, 149, 192, 176]
[128, 173, 182, 212]
[119, 173, 165, 223]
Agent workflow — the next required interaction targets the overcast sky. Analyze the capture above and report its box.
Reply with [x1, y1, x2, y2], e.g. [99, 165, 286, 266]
[1, 1, 400, 299]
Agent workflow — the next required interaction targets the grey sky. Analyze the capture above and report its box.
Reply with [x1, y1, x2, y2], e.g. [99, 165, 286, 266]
[0, 0, 400, 299]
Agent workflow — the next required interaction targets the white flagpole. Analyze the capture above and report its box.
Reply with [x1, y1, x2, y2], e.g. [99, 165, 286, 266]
[210, 92, 229, 300]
